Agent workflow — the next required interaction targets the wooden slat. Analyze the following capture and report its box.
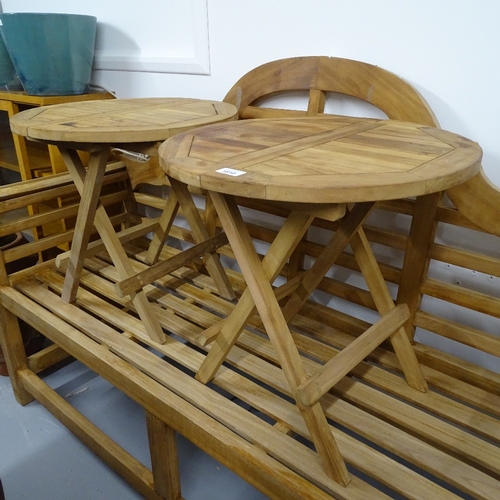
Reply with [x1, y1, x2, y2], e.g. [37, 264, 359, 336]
[421, 277, 500, 319]
[415, 310, 500, 358]
[0, 189, 128, 238]
[429, 242, 500, 277]
[414, 342, 500, 394]
[19, 270, 500, 498]
[1, 286, 336, 500]
[0, 161, 126, 202]
[55, 217, 161, 271]
[11, 279, 383, 500]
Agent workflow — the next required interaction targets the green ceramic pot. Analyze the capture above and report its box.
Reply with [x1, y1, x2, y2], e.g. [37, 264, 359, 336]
[0, 30, 22, 89]
[0, 12, 97, 95]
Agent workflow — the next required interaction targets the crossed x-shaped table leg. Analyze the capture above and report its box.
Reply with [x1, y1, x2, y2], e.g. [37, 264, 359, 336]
[194, 192, 427, 485]
[57, 146, 234, 345]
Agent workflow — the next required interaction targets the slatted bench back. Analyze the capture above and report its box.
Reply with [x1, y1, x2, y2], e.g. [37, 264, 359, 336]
[222, 56, 500, 388]
[0, 162, 133, 282]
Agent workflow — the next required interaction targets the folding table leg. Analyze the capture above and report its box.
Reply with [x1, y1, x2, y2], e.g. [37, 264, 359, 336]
[60, 147, 108, 303]
[196, 209, 315, 384]
[168, 177, 235, 301]
[281, 202, 375, 322]
[145, 193, 180, 265]
[209, 192, 350, 486]
[396, 192, 442, 342]
[349, 228, 428, 392]
[59, 148, 166, 344]
[279, 200, 427, 392]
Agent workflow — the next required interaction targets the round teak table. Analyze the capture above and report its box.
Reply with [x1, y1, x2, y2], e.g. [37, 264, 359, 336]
[10, 97, 238, 344]
[158, 116, 482, 485]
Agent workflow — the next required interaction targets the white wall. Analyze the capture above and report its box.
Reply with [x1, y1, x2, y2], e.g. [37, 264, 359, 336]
[3, 0, 500, 184]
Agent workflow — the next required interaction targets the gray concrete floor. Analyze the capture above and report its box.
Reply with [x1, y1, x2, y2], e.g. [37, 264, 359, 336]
[0, 359, 269, 499]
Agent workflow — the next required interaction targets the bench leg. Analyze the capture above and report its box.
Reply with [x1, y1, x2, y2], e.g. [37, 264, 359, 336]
[146, 411, 183, 500]
[0, 305, 33, 405]
[396, 192, 442, 342]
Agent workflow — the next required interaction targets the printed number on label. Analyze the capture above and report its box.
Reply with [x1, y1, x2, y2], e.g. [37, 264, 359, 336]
[216, 168, 246, 177]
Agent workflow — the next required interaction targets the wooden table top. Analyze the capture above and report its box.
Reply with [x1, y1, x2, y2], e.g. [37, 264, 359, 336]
[159, 116, 483, 203]
[10, 97, 238, 144]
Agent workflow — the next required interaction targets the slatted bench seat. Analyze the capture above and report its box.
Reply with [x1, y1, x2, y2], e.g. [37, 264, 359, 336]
[0, 156, 500, 499]
[3, 56, 500, 499]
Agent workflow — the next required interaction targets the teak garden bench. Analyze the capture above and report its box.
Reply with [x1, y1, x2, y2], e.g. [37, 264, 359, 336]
[1, 57, 500, 499]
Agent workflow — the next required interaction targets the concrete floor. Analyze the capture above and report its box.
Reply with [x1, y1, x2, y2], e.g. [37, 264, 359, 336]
[0, 359, 269, 500]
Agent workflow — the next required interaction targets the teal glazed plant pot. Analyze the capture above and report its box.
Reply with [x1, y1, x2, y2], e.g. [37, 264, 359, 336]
[0, 12, 97, 96]
[0, 32, 17, 87]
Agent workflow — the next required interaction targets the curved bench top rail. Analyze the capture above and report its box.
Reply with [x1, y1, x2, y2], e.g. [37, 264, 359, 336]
[223, 56, 500, 234]
[223, 56, 439, 127]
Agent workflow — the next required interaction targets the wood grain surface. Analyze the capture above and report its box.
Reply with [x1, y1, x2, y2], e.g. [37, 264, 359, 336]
[10, 98, 237, 144]
[159, 116, 482, 203]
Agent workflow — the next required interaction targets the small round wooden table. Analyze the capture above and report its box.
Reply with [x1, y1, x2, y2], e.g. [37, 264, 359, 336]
[158, 115, 482, 485]
[10, 97, 238, 344]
